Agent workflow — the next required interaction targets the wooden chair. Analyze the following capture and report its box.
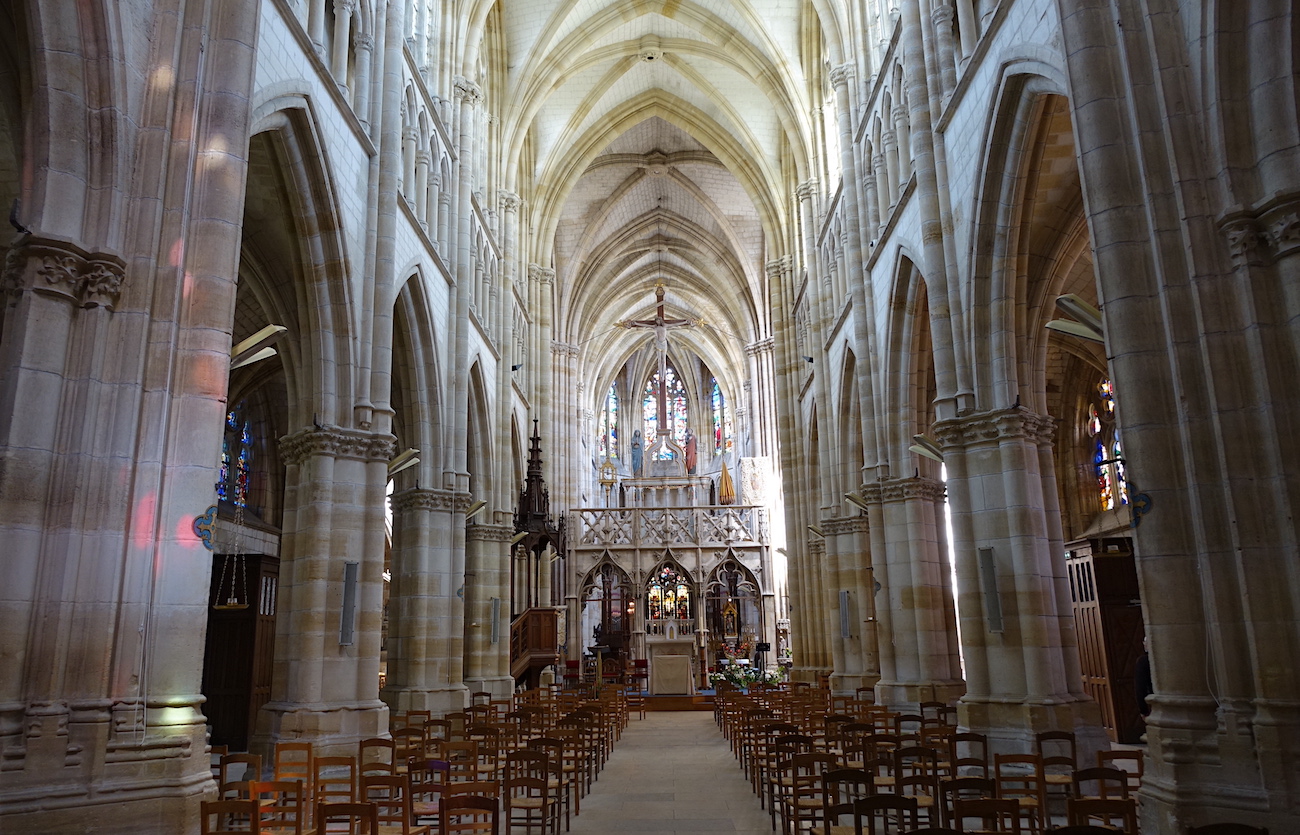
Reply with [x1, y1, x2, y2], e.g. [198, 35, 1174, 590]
[440, 794, 499, 835]
[314, 801, 379, 834]
[210, 744, 230, 782]
[392, 727, 425, 770]
[939, 776, 996, 829]
[1036, 730, 1078, 816]
[1185, 825, 1269, 835]
[1066, 797, 1137, 833]
[219, 753, 264, 795]
[272, 743, 312, 807]
[781, 752, 838, 835]
[249, 779, 306, 835]
[1071, 766, 1130, 801]
[952, 797, 1023, 834]
[504, 775, 552, 835]
[358, 737, 395, 776]
[850, 794, 921, 835]
[361, 773, 431, 835]
[527, 737, 577, 825]
[201, 798, 261, 834]
[994, 753, 1044, 834]
[1044, 826, 1125, 835]
[407, 758, 450, 827]
[441, 740, 480, 783]
[312, 756, 357, 808]
[948, 732, 990, 779]
[1097, 749, 1143, 795]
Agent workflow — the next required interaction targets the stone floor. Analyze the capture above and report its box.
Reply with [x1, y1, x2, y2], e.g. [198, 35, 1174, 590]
[565, 711, 771, 835]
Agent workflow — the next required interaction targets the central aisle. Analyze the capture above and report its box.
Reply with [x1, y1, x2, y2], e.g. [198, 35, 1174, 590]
[565, 710, 770, 834]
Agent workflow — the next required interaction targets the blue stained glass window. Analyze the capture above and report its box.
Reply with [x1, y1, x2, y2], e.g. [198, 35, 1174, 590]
[710, 378, 733, 454]
[1088, 379, 1128, 511]
[642, 364, 687, 450]
[598, 383, 619, 459]
[221, 404, 254, 509]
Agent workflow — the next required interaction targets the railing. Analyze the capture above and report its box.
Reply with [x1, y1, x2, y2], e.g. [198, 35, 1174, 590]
[568, 506, 767, 548]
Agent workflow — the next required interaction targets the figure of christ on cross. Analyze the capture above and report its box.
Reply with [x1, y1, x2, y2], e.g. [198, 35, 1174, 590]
[619, 283, 700, 446]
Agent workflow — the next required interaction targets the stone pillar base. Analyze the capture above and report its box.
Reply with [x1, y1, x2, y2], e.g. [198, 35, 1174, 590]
[462, 676, 514, 700]
[1135, 697, 1296, 833]
[959, 697, 1109, 760]
[381, 684, 469, 716]
[876, 679, 967, 711]
[0, 707, 211, 835]
[830, 672, 880, 697]
[252, 700, 389, 759]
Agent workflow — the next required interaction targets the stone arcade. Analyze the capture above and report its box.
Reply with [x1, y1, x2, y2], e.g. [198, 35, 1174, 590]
[0, 1, 1298, 833]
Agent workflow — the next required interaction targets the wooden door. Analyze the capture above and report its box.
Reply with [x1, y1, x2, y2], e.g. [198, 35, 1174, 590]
[202, 554, 279, 750]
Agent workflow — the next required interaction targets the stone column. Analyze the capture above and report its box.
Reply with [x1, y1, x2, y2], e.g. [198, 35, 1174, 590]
[935, 409, 1106, 755]
[862, 477, 963, 708]
[331, 0, 355, 93]
[930, 2, 958, 97]
[352, 32, 373, 129]
[381, 488, 469, 715]
[414, 150, 431, 227]
[255, 426, 394, 757]
[824, 516, 879, 694]
[462, 523, 514, 697]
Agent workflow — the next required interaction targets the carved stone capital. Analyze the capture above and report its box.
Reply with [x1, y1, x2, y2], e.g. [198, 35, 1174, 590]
[529, 264, 555, 284]
[869, 476, 947, 504]
[933, 408, 1056, 449]
[333, 0, 355, 15]
[796, 180, 819, 201]
[828, 63, 855, 90]
[498, 190, 521, 213]
[390, 487, 461, 513]
[1222, 216, 1268, 267]
[765, 256, 791, 278]
[353, 33, 374, 52]
[2, 236, 126, 310]
[466, 523, 514, 543]
[1266, 211, 1300, 257]
[279, 425, 398, 466]
[551, 340, 579, 358]
[453, 76, 482, 104]
[931, 3, 954, 25]
[745, 337, 774, 357]
[808, 539, 825, 558]
[823, 516, 870, 536]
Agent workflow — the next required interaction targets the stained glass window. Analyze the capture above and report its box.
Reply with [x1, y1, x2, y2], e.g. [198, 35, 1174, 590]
[710, 378, 733, 455]
[597, 383, 619, 459]
[642, 364, 688, 450]
[219, 404, 254, 508]
[647, 565, 691, 621]
[1087, 378, 1129, 511]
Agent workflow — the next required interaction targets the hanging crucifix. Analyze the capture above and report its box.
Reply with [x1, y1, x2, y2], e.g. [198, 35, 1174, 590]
[619, 283, 700, 448]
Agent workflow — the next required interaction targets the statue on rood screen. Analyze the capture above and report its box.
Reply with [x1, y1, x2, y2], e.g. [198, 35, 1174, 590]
[631, 429, 644, 477]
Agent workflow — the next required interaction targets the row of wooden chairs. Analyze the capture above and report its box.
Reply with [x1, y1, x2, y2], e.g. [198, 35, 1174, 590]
[715, 688, 1149, 834]
[208, 684, 629, 834]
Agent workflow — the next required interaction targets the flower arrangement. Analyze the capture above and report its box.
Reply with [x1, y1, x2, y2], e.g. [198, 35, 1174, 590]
[707, 664, 786, 689]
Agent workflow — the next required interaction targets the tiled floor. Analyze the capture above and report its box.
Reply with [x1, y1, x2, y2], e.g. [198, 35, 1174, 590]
[565, 711, 771, 834]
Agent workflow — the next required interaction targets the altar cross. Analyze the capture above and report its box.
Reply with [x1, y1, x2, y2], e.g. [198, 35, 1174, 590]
[620, 283, 699, 442]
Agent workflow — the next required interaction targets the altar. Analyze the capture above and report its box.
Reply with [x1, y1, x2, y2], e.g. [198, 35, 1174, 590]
[648, 640, 696, 695]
